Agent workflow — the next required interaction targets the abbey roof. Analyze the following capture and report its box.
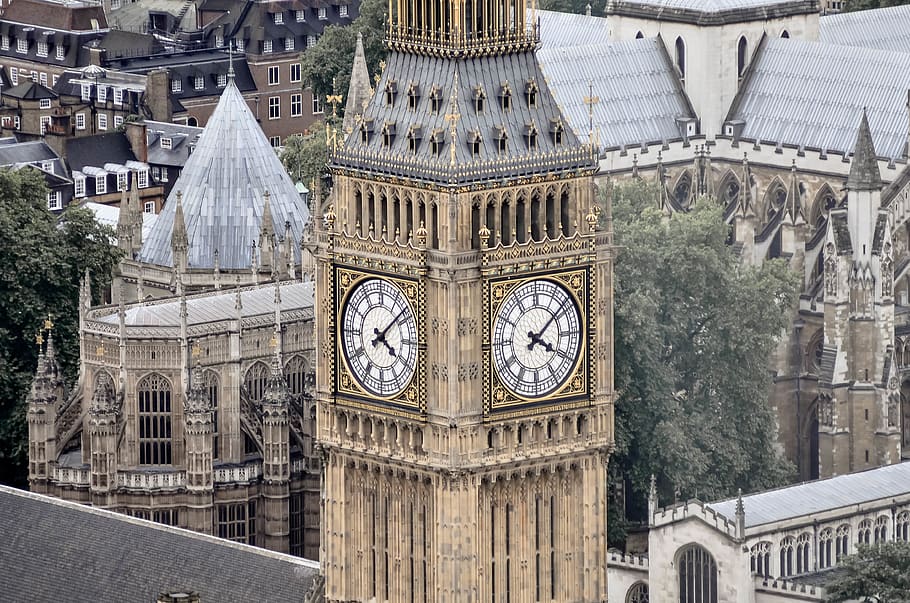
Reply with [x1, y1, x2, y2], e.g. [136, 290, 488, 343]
[138, 78, 309, 271]
[605, 0, 818, 25]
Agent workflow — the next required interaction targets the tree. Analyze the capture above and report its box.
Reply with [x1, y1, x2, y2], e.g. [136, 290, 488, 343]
[300, 0, 387, 105]
[0, 168, 121, 488]
[280, 121, 329, 193]
[539, 0, 594, 14]
[842, 0, 910, 11]
[826, 542, 910, 602]
[605, 179, 798, 544]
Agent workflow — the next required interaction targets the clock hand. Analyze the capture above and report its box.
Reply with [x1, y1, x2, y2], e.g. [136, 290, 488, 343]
[527, 299, 569, 352]
[371, 308, 407, 348]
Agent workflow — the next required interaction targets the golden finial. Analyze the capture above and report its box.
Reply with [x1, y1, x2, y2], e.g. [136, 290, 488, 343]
[379, 59, 386, 73]
[35, 331, 44, 348]
[191, 342, 202, 358]
[415, 220, 427, 247]
[478, 224, 491, 248]
[585, 207, 598, 232]
[325, 204, 337, 230]
[583, 80, 600, 140]
[44, 314, 54, 331]
[269, 333, 278, 348]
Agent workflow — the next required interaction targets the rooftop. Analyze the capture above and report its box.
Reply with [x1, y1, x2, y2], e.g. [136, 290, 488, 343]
[605, 0, 819, 25]
[0, 0, 109, 31]
[536, 9, 611, 49]
[93, 281, 314, 327]
[708, 461, 910, 528]
[820, 4, 910, 55]
[0, 484, 320, 602]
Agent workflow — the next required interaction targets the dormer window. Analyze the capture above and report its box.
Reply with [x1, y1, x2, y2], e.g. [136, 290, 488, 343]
[318, 7, 327, 19]
[194, 75, 204, 90]
[1, 35, 8, 50]
[263, 39, 273, 53]
[55, 44, 64, 60]
[98, 86, 107, 102]
[16, 38, 27, 54]
[430, 129, 444, 156]
[473, 86, 486, 113]
[296, 9, 306, 21]
[360, 118, 374, 144]
[39, 98, 51, 109]
[81, 84, 91, 101]
[137, 169, 149, 188]
[524, 123, 538, 150]
[499, 83, 512, 111]
[273, 11, 283, 24]
[117, 172, 128, 191]
[407, 124, 422, 153]
[381, 122, 396, 147]
[114, 88, 123, 104]
[385, 80, 397, 106]
[494, 126, 508, 154]
[161, 137, 172, 149]
[525, 80, 538, 107]
[429, 85, 442, 114]
[95, 175, 107, 195]
[74, 175, 85, 197]
[468, 130, 482, 157]
[550, 119, 564, 146]
[407, 82, 420, 111]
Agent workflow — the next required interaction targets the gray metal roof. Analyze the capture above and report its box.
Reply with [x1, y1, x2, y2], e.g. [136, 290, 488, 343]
[95, 281, 313, 327]
[536, 9, 611, 49]
[820, 5, 910, 55]
[605, 0, 818, 24]
[730, 37, 910, 161]
[608, 0, 795, 9]
[707, 461, 910, 528]
[0, 140, 57, 166]
[0, 485, 319, 602]
[538, 37, 694, 149]
[138, 78, 309, 270]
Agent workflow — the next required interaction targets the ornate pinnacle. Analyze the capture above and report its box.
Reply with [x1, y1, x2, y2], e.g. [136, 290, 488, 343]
[35, 331, 44, 349]
[415, 220, 428, 248]
[585, 207, 598, 232]
[325, 204, 337, 231]
[478, 223, 491, 248]
[43, 314, 54, 332]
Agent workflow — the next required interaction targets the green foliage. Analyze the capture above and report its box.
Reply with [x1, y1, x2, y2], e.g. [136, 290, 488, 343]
[842, 0, 910, 12]
[826, 542, 910, 602]
[280, 122, 329, 192]
[0, 168, 121, 487]
[605, 179, 798, 541]
[539, 0, 595, 14]
[300, 0, 387, 106]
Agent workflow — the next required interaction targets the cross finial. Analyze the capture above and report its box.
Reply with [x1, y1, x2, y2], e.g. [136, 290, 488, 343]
[35, 331, 44, 348]
[43, 314, 54, 331]
[227, 39, 235, 81]
[583, 80, 600, 140]
[327, 76, 343, 119]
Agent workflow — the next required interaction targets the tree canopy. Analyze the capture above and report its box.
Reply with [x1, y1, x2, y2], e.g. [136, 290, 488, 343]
[300, 0, 386, 106]
[842, 0, 910, 12]
[539, 0, 594, 14]
[0, 168, 121, 487]
[280, 121, 329, 193]
[825, 542, 910, 602]
[606, 179, 798, 543]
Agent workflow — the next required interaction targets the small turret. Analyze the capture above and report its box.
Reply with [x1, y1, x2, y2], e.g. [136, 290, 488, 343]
[846, 110, 882, 192]
[343, 32, 373, 135]
[171, 191, 189, 273]
[259, 190, 275, 272]
[184, 348, 214, 534]
[88, 371, 120, 504]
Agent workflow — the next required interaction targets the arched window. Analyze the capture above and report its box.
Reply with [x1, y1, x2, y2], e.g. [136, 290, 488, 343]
[137, 374, 172, 465]
[796, 533, 811, 574]
[874, 516, 889, 543]
[627, 581, 649, 603]
[779, 536, 794, 577]
[285, 355, 308, 396]
[674, 171, 693, 208]
[244, 362, 270, 402]
[204, 370, 220, 460]
[719, 172, 741, 208]
[678, 544, 717, 603]
[781, 30, 790, 38]
[819, 528, 833, 568]
[737, 36, 748, 78]
[836, 524, 850, 561]
[749, 541, 771, 577]
[897, 512, 909, 542]
[675, 37, 686, 79]
[858, 519, 872, 545]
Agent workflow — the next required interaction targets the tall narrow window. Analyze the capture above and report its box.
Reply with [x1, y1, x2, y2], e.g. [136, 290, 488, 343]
[678, 544, 717, 603]
[138, 374, 172, 465]
[858, 519, 872, 545]
[675, 37, 686, 79]
[874, 516, 889, 543]
[819, 528, 833, 568]
[205, 371, 219, 459]
[749, 541, 771, 577]
[836, 524, 850, 561]
[779, 537, 794, 577]
[796, 533, 811, 574]
[737, 36, 748, 78]
[244, 362, 270, 402]
[897, 512, 910, 542]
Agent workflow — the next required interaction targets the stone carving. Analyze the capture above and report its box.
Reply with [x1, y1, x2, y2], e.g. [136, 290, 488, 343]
[824, 242, 837, 298]
[818, 395, 834, 428]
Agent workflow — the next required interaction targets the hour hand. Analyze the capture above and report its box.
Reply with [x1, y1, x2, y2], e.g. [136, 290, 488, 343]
[371, 327, 397, 356]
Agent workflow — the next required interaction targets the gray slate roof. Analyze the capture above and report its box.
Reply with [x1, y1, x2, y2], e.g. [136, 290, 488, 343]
[538, 37, 694, 149]
[0, 140, 57, 166]
[0, 485, 320, 602]
[144, 120, 204, 168]
[729, 37, 910, 161]
[707, 461, 910, 528]
[820, 4, 910, 55]
[536, 9, 611, 49]
[95, 281, 313, 327]
[138, 78, 309, 270]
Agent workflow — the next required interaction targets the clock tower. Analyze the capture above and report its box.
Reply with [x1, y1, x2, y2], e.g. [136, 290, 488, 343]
[313, 0, 615, 599]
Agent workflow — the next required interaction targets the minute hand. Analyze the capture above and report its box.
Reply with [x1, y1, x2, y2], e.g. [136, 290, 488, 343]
[527, 299, 570, 352]
[372, 308, 407, 348]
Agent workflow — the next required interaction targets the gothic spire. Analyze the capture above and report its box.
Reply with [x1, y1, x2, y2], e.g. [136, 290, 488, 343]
[846, 109, 882, 192]
[185, 349, 211, 415]
[784, 160, 805, 225]
[343, 32, 373, 135]
[738, 153, 754, 218]
[171, 191, 188, 271]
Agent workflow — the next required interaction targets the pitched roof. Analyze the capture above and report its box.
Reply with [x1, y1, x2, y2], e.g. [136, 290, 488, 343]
[2, 81, 57, 100]
[1, 0, 109, 31]
[0, 485, 319, 602]
[138, 78, 309, 270]
[538, 37, 694, 149]
[536, 9, 611, 49]
[604, 0, 818, 25]
[729, 37, 910, 161]
[707, 461, 910, 528]
[92, 280, 314, 327]
[144, 120, 204, 167]
[820, 4, 910, 55]
[0, 140, 57, 166]
[65, 133, 137, 172]
[846, 110, 883, 191]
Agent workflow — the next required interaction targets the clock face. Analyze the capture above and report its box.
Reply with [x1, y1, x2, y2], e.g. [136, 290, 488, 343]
[491, 278, 583, 399]
[340, 277, 418, 398]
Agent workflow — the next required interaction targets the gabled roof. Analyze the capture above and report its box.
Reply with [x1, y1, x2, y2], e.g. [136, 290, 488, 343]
[708, 461, 910, 528]
[729, 37, 910, 161]
[1, 0, 109, 31]
[846, 111, 882, 191]
[138, 78, 308, 270]
[0, 485, 319, 602]
[0, 140, 58, 166]
[605, 0, 818, 25]
[65, 133, 137, 173]
[538, 37, 695, 149]
[820, 4, 910, 55]
[145, 120, 204, 167]
[2, 81, 57, 100]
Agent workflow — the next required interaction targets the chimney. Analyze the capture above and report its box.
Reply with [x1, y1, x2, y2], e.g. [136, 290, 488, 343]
[124, 120, 148, 162]
[145, 69, 172, 123]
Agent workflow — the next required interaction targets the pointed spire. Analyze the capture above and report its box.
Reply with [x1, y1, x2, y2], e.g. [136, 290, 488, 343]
[785, 159, 805, 225]
[739, 153, 754, 218]
[227, 38, 236, 81]
[647, 474, 658, 521]
[343, 32, 373, 135]
[656, 151, 670, 214]
[734, 488, 746, 540]
[185, 345, 211, 414]
[171, 190, 188, 272]
[847, 109, 882, 191]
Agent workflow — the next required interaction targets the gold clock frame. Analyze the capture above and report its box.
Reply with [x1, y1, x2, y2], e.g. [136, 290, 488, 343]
[482, 268, 593, 417]
[334, 266, 427, 414]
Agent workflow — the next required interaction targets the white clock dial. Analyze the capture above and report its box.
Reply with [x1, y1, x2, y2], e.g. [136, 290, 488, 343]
[492, 278, 582, 399]
[341, 278, 418, 398]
